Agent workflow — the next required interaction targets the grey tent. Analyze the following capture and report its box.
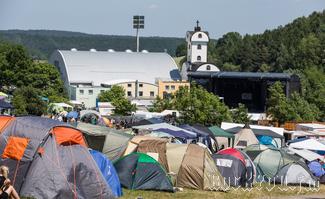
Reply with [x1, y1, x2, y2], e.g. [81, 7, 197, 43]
[0, 116, 114, 199]
[273, 163, 317, 186]
[244, 144, 304, 182]
[77, 122, 132, 161]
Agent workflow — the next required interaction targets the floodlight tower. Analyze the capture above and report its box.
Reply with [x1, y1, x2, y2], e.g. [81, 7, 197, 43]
[133, 15, 144, 52]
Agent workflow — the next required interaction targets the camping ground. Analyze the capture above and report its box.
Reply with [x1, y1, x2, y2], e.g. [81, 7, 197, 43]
[121, 184, 325, 199]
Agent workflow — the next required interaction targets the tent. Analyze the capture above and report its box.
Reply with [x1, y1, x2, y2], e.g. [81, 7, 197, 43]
[153, 128, 197, 143]
[244, 144, 301, 181]
[308, 160, 325, 177]
[90, 150, 122, 197]
[286, 147, 324, 162]
[114, 152, 174, 192]
[133, 123, 196, 136]
[80, 110, 101, 119]
[226, 126, 284, 139]
[180, 124, 216, 151]
[212, 148, 255, 187]
[233, 126, 259, 149]
[257, 135, 278, 147]
[209, 126, 234, 148]
[273, 163, 317, 186]
[123, 136, 168, 156]
[0, 100, 13, 109]
[136, 140, 228, 191]
[288, 138, 325, 151]
[0, 116, 114, 199]
[77, 122, 132, 161]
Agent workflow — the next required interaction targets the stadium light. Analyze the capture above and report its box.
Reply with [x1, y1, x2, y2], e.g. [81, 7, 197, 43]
[133, 15, 145, 52]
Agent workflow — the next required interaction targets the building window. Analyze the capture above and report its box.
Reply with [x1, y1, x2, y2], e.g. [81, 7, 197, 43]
[100, 90, 104, 93]
[127, 91, 132, 97]
[139, 91, 143, 97]
[198, 33, 202, 38]
[139, 83, 143, 88]
[197, 56, 201, 61]
[150, 91, 155, 96]
[79, 89, 84, 95]
[165, 85, 170, 90]
[171, 85, 175, 90]
[88, 90, 93, 95]
[206, 65, 211, 71]
[197, 44, 201, 50]
[127, 83, 132, 87]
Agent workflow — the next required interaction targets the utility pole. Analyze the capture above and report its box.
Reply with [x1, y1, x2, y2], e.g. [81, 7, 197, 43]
[133, 15, 144, 52]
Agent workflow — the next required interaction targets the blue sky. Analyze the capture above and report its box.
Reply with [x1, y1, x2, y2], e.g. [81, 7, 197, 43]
[0, 0, 324, 39]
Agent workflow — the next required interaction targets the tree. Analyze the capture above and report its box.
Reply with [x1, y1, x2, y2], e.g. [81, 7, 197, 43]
[150, 96, 173, 112]
[98, 85, 125, 102]
[232, 103, 251, 124]
[0, 43, 68, 102]
[98, 85, 136, 115]
[173, 84, 231, 126]
[12, 87, 47, 116]
[266, 82, 290, 125]
[175, 43, 187, 57]
[287, 92, 320, 122]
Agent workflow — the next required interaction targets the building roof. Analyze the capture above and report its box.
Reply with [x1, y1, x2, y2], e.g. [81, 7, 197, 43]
[189, 71, 296, 80]
[51, 50, 180, 86]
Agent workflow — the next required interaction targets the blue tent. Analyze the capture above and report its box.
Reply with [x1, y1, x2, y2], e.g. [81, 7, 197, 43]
[179, 124, 214, 151]
[308, 161, 325, 177]
[257, 135, 278, 147]
[90, 150, 122, 197]
[153, 128, 197, 143]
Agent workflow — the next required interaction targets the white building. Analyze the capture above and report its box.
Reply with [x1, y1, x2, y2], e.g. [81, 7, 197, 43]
[49, 49, 180, 108]
[181, 21, 220, 80]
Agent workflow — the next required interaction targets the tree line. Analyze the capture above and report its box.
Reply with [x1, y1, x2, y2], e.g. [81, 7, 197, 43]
[0, 30, 184, 59]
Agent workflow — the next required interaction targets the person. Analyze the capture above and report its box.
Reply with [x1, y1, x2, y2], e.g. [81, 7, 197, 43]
[0, 166, 20, 199]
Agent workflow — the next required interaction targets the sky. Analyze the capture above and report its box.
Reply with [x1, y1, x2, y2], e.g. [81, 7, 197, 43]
[0, 0, 324, 39]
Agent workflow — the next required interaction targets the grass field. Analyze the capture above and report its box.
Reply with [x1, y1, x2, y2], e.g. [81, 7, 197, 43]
[121, 184, 325, 199]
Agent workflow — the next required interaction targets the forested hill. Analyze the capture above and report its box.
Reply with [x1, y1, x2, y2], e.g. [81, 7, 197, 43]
[207, 10, 325, 72]
[0, 30, 184, 59]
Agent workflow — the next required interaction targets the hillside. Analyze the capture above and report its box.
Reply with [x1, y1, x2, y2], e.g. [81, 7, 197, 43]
[0, 30, 184, 59]
[208, 10, 325, 72]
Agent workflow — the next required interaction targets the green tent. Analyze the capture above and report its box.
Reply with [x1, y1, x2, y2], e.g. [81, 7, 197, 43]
[114, 152, 174, 192]
[209, 126, 234, 147]
[243, 144, 302, 181]
[77, 122, 132, 161]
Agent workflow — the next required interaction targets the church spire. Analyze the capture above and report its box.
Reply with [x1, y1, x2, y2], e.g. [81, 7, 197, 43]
[194, 20, 201, 31]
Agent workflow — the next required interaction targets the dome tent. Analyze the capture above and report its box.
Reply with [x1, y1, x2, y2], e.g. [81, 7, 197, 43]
[212, 148, 255, 187]
[114, 152, 174, 192]
[0, 116, 114, 199]
[273, 163, 317, 186]
[90, 150, 122, 197]
[244, 144, 302, 182]
[135, 139, 228, 191]
[77, 122, 132, 161]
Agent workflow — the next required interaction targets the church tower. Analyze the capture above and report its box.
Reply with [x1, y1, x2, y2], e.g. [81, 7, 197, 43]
[186, 20, 209, 64]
